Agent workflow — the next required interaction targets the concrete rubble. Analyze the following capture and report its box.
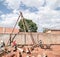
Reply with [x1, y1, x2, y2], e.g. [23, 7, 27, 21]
[0, 45, 60, 57]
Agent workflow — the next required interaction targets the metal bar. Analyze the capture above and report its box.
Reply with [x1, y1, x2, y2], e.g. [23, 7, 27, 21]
[7, 12, 21, 45]
[24, 33, 26, 44]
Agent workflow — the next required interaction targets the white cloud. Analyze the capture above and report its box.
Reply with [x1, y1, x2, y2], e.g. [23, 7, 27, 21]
[46, 0, 60, 9]
[0, 12, 19, 28]
[0, 0, 60, 32]
[4, 0, 21, 10]
[4, 0, 45, 10]
[21, 0, 44, 8]
[4, 0, 60, 10]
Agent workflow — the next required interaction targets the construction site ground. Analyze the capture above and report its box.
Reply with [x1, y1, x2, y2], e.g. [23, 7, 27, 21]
[0, 45, 60, 57]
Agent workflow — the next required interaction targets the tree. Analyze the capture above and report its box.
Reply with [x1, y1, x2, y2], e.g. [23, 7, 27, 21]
[18, 18, 38, 32]
[43, 28, 51, 33]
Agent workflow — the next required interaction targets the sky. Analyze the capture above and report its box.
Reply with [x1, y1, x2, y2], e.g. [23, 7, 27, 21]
[0, 0, 60, 32]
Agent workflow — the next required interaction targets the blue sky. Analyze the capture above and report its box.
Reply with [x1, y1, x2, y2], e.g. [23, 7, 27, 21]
[0, 0, 60, 32]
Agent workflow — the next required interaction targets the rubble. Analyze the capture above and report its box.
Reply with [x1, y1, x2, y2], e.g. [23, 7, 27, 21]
[0, 45, 60, 57]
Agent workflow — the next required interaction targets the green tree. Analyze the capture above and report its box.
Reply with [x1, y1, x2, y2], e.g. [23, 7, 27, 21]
[18, 18, 38, 32]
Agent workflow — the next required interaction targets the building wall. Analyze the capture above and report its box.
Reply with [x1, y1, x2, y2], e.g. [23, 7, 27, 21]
[49, 31, 60, 34]
[0, 27, 19, 34]
[0, 32, 60, 45]
[45, 30, 60, 34]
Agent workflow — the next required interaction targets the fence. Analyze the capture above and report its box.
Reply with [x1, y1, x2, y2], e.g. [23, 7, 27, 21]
[0, 32, 60, 45]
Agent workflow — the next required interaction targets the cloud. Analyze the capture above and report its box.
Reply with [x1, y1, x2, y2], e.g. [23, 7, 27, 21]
[0, 12, 19, 28]
[3, 0, 60, 11]
[21, 0, 44, 7]
[4, 0, 46, 10]
[4, 0, 21, 10]
[46, 0, 60, 10]
[0, 0, 60, 32]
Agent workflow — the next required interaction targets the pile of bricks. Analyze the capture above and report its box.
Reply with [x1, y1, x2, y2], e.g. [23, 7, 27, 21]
[0, 45, 60, 57]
